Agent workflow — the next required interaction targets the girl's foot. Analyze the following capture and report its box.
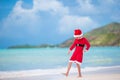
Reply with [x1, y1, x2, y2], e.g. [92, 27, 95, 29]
[77, 75, 82, 78]
[62, 73, 68, 77]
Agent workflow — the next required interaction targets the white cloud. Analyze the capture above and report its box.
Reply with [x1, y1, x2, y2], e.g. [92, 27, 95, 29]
[75, 0, 120, 15]
[0, 0, 69, 38]
[33, 0, 69, 15]
[0, 0, 41, 38]
[58, 15, 99, 34]
[76, 0, 98, 14]
[99, 0, 116, 5]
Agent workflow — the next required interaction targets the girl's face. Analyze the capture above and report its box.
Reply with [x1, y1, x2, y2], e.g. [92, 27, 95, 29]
[76, 36, 82, 39]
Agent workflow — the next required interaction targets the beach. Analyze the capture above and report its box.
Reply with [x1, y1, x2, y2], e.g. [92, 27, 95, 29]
[1, 74, 120, 80]
[0, 66, 120, 80]
[0, 47, 120, 80]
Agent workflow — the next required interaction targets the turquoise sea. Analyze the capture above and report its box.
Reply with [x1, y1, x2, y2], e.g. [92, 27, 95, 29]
[0, 47, 120, 78]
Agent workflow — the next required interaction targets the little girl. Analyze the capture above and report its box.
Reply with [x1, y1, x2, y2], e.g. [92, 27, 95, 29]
[64, 29, 90, 77]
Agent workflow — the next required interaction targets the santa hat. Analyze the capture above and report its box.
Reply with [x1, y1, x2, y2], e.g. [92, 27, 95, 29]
[74, 29, 83, 37]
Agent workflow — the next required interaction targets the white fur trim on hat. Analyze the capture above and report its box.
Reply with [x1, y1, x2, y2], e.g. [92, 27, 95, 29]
[74, 33, 83, 37]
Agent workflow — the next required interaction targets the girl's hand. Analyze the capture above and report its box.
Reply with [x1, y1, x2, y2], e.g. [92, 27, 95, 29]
[84, 49, 88, 52]
[68, 50, 71, 55]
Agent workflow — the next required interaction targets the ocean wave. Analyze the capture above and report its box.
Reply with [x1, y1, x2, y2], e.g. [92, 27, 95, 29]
[0, 65, 120, 79]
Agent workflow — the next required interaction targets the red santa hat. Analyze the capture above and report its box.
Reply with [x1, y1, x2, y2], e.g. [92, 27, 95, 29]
[74, 29, 83, 37]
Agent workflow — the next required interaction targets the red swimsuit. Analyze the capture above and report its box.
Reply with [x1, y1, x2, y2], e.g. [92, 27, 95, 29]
[69, 37, 90, 64]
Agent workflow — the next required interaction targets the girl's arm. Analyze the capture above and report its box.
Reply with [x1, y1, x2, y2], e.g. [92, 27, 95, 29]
[69, 39, 76, 51]
[84, 38, 90, 51]
[68, 50, 71, 55]
[68, 39, 76, 54]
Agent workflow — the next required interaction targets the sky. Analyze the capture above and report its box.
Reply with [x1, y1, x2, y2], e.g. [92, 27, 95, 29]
[0, 0, 120, 48]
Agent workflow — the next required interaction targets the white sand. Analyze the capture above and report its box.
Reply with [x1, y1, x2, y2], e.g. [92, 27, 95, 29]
[61, 73, 120, 80]
[1, 66, 120, 80]
[60, 66, 120, 80]
[2, 73, 119, 80]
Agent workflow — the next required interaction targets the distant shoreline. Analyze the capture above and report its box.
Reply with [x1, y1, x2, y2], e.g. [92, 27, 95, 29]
[7, 45, 120, 49]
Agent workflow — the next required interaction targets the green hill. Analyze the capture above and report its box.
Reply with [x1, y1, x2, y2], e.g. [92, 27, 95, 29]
[59, 22, 120, 47]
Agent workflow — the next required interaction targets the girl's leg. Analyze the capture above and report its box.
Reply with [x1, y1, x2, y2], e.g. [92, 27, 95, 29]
[76, 63, 82, 77]
[64, 62, 72, 76]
